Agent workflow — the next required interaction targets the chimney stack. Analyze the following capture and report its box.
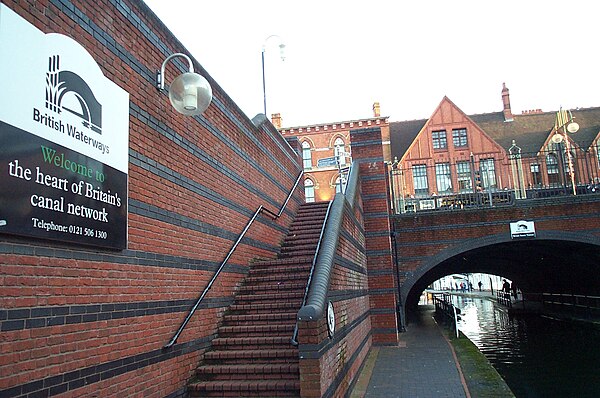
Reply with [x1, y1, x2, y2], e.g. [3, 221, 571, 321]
[271, 113, 282, 129]
[373, 102, 381, 117]
[501, 83, 513, 122]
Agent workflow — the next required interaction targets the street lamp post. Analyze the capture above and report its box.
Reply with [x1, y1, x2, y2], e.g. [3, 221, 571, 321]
[550, 107, 579, 195]
[261, 35, 285, 116]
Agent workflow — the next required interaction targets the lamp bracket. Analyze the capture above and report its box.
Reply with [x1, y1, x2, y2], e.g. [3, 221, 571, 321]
[157, 53, 194, 90]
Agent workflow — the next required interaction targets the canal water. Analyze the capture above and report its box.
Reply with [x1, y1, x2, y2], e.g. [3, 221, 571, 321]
[450, 295, 600, 397]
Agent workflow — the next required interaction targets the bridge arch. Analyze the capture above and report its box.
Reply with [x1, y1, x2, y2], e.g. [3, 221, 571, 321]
[399, 230, 600, 315]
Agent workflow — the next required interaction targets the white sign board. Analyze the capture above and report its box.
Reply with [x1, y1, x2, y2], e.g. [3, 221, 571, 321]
[510, 220, 536, 239]
[0, 4, 130, 248]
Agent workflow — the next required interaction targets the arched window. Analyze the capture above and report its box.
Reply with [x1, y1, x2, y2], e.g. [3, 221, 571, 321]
[304, 179, 315, 203]
[335, 177, 343, 194]
[302, 141, 312, 170]
[334, 137, 346, 166]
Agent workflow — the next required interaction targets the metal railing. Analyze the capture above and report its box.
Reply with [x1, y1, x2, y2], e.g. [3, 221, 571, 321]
[432, 293, 462, 338]
[389, 144, 600, 214]
[163, 172, 303, 349]
[527, 293, 600, 319]
[496, 291, 513, 308]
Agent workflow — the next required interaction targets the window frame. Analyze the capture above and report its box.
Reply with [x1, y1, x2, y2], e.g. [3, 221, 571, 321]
[302, 141, 312, 170]
[452, 128, 468, 148]
[432, 130, 447, 150]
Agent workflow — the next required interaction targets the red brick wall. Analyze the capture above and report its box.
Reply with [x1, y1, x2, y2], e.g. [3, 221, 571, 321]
[0, 1, 302, 397]
[350, 127, 398, 345]
[297, 194, 372, 398]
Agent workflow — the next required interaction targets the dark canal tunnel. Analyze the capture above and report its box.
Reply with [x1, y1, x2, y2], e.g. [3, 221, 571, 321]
[401, 238, 600, 315]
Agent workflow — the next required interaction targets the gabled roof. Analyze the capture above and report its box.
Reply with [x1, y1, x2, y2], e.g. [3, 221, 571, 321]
[390, 106, 600, 160]
[389, 118, 427, 161]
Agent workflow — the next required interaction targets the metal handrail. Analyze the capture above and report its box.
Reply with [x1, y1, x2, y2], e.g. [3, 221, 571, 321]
[291, 200, 333, 346]
[164, 171, 303, 349]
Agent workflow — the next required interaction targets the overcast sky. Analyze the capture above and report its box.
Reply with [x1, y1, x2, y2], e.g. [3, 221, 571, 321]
[144, 0, 599, 127]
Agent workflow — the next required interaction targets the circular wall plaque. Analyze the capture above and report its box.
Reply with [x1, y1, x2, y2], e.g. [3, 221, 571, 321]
[327, 301, 335, 338]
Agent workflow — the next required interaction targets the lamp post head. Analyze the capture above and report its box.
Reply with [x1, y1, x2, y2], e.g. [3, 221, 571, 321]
[157, 53, 212, 116]
[567, 121, 579, 133]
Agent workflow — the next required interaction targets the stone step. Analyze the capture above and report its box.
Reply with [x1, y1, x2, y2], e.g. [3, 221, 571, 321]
[238, 282, 306, 294]
[202, 348, 298, 363]
[248, 263, 312, 276]
[243, 273, 309, 286]
[222, 312, 296, 325]
[217, 324, 294, 337]
[280, 243, 318, 254]
[228, 301, 301, 314]
[279, 249, 318, 258]
[251, 256, 313, 267]
[188, 379, 300, 397]
[234, 291, 304, 304]
[196, 363, 299, 380]
[211, 336, 291, 349]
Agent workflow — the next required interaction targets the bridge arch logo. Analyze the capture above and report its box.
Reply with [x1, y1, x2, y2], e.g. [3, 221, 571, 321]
[46, 54, 102, 135]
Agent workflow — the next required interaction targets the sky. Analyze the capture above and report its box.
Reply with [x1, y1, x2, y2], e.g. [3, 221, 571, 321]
[144, 0, 599, 128]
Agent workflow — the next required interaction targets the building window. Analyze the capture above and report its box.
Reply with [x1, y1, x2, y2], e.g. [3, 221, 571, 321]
[530, 163, 542, 187]
[335, 177, 343, 193]
[432, 130, 447, 150]
[456, 161, 472, 192]
[435, 163, 452, 193]
[334, 137, 346, 166]
[546, 154, 560, 186]
[412, 164, 428, 197]
[480, 158, 497, 189]
[302, 141, 312, 170]
[452, 128, 468, 147]
[304, 179, 315, 202]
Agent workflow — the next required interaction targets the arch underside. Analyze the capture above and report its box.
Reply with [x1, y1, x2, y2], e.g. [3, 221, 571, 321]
[400, 230, 600, 311]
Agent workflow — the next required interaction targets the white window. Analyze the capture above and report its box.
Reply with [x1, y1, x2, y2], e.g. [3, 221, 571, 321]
[334, 137, 346, 166]
[304, 179, 315, 202]
[302, 141, 312, 170]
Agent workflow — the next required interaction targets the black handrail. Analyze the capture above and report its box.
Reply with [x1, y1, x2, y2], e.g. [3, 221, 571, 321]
[290, 200, 333, 346]
[164, 171, 303, 349]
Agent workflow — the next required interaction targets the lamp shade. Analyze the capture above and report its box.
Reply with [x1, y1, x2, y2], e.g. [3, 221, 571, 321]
[168, 72, 212, 116]
[567, 122, 579, 133]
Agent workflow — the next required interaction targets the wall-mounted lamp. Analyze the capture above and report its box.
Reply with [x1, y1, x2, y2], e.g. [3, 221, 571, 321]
[156, 53, 212, 116]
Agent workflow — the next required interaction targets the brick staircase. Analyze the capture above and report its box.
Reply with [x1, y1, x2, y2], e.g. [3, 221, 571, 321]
[188, 201, 330, 397]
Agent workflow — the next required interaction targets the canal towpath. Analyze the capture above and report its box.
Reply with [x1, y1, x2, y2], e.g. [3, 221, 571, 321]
[352, 307, 469, 398]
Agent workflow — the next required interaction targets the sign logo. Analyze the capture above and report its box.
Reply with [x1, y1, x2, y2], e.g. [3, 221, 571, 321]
[46, 55, 102, 134]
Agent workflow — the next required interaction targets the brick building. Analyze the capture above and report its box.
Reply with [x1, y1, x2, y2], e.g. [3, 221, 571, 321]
[389, 84, 600, 211]
[277, 102, 390, 202]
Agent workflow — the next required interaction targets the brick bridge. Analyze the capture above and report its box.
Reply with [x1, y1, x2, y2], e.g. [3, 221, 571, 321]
[392, 194, 600, 323]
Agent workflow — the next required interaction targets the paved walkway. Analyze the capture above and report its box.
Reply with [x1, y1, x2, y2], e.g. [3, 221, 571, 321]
[353, 308, 469, 398]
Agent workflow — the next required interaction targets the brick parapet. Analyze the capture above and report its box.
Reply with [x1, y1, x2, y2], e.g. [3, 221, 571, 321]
[350, 127, 398, 345]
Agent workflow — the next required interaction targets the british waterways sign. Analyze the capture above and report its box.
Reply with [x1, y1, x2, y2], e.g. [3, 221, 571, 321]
[0, 5, 129, 249]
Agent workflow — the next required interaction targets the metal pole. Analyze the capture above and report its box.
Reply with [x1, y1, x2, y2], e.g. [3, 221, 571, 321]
[261, 49, 267, 115]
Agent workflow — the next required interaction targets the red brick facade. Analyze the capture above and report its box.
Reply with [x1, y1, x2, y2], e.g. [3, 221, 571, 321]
[0, 1, 302, 397]
[280, 112, 390, 203]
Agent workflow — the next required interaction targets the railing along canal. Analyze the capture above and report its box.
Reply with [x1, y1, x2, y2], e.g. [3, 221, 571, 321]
[432, 293, 462, 338]
[163, 172, 303, 349]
